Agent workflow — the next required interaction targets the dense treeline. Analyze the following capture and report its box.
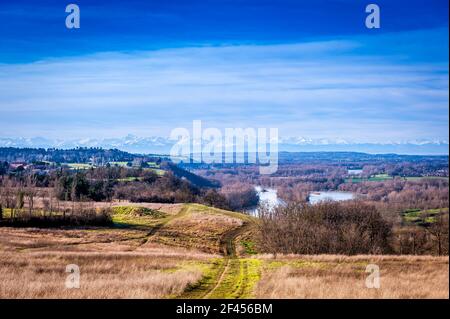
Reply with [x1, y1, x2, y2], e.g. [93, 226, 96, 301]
[1, 148, 448, 254]
[114, 173, 200, 203]
[259, 201, 448, 256]
[0, 162, 257, 213]
[276, 178, 449, 212]
[195, 161, 448, 197]
[0, 147, 141, 164]
[162, 162, 220, 188]
[0, 198, 112, 227]
[259, 202, 392, 255]
[219, 183, 259, 211]
[0, 167, 204, 205]
[394, 213, 449, 256]
[340, 179, 449, 211]
[195, 159, 449, 222]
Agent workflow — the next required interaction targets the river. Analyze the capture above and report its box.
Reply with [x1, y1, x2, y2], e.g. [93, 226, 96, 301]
[247, 186, 284, 215]
[308, 191, 355, 205]
[248, 187, 355, 215]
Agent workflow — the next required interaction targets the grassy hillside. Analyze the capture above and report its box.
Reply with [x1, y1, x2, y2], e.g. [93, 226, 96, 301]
[0, 203, 448, 299]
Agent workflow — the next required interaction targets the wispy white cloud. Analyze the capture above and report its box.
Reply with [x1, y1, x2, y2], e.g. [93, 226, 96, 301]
[0, 29, 448, 142]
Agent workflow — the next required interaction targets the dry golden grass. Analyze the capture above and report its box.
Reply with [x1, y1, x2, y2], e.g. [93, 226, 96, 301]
[1, 203, 448, 299]
[151, 204, 244, 253]
[255, 254, 449, 299]
[0, 217, 217, 298]
[0, 250, 209, 298]
[0, 228, 217, 298]
[0, 227, 149, 252]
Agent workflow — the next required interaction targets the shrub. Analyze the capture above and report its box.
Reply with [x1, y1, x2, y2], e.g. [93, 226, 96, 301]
[0, 207, 113, 227]
[258, 201, 392, 255]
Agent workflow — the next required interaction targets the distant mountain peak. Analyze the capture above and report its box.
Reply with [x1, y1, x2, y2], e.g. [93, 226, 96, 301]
[0, 136, 448, 155]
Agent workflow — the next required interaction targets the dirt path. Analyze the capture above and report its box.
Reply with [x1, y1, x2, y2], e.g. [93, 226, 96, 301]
[19, 204, 190, 251]
[203, 258, 230, 299]
[13, 203, 260, 298]
[181, 221, 260, 299]
[61, 204, 191, 250]
[138, 205, 190, 247]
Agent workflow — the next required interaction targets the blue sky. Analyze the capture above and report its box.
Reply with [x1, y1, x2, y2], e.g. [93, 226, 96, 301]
[0, 0, 448, 142]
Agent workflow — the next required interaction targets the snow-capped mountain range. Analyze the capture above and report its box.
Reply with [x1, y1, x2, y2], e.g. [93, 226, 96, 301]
[0, 135, 448, 155]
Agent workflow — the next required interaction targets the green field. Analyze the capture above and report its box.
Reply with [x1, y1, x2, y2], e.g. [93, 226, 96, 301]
[402, 208, 448, 225]
[65, 163, 94, 170]
[115, 176, 144, 182]
[404, 176, 449, 181]
[111, 205, 167, 227]
[148, 168, 165, 176]
[346, 174, 448, 184]
[146, 162, 160, 168]
[346, 173, 393, 183]
[63, 162, 165, 176]
[109, 161, 130, 167]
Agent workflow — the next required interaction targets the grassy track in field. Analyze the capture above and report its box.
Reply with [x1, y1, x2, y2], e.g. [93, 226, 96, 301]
[179, 213, 261, 299]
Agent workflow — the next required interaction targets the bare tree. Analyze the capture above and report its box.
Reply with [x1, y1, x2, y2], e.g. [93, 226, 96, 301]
[258, 201, 392, 255]
[426, 213, 449, 256]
